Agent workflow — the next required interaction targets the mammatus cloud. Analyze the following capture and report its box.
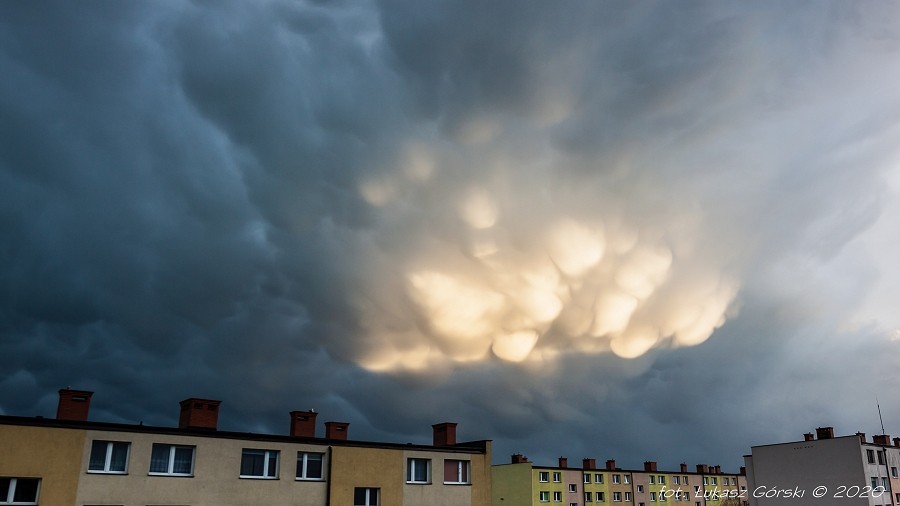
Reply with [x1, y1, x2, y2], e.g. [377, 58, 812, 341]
[2, 0, 900, 471]
[351, 141, 741, 371]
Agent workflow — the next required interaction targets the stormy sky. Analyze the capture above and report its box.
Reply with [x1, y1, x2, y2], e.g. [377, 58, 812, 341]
[3, 0, 900, 472]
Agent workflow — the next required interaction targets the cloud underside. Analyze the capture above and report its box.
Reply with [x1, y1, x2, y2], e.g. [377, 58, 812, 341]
[2, 0, 900, 468]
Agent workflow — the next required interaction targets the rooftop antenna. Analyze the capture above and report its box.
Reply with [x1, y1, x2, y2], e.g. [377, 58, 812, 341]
[877, 395, 886, 435]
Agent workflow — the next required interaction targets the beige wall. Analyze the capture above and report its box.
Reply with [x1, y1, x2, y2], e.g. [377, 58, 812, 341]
[330, 445, 404, 505]
[75, 429, 328, 506]
[0, 423, 85, 505]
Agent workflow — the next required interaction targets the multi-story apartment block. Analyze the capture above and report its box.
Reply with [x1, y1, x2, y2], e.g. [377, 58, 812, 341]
[0, 388, 492, 505]
[493, 455, 747, 506]
[744, 427, 900, 506]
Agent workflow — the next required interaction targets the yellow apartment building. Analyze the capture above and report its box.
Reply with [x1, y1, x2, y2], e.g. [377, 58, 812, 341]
[0, 388, 491, 506]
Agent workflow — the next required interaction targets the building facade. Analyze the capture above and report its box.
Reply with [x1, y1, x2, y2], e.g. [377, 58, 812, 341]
[0, 388, 491, 506]
[493, 455, 747, 506]
[744, 427, 900, 506]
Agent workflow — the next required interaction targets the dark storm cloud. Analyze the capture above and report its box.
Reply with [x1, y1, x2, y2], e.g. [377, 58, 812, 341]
[2, 0, 900, 470]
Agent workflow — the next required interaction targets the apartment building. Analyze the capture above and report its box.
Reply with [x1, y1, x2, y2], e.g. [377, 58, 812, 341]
[493, 455, 747, 506]
[744, 427, 900, 506]
[0, 388, 491, 506]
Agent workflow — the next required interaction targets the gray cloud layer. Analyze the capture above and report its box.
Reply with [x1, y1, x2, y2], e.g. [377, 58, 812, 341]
[3, 0, 900, 470]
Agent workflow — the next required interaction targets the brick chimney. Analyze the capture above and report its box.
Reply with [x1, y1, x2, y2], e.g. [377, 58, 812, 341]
[857, 432, 866, 443]
[697, 464, 709, 474]
[325, 421, 349, 440]
[511, 454, 529, 464]
[289, 410, 318, 437]
[644, 461, 657, 472]
[432, 422, 457, 446]
[583, 458, 597, 470]
[874, 434, 890, 445]
[816, 427, 834, 439]
[179, 398, 221, 430]
[605, 459, 616, 470]
[893, 437, 900, 447]
[804, 432, 815, 441]
[713, 465, 721, 474]
[56, 388, 93, 421]
[680, 463, 688, 473]
[559, 457, 568, 469]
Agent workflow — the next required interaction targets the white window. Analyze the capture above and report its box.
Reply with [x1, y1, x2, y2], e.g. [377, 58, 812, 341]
[584, 474, 591, 483]
[659, 475, 666, 484]
[702, 477, 708, 486]
[444, 460, 470, 484]
[711, 477, 717, 485]
[650, 475, 656, 484]
[149, 444, 194, 476]
[354, 487, 379, 506]
[88, 440, 130, 473]
[624, 475, 630, 484]
[650, 492, 657, 501]
[613, 474, 621, 484]
[554, 491, 563, 501]
[540, 471, 550, 482]
[554, 472, 562, 482]
[569, 484, 577, 493]
[638, 485, 644, 493]
[892, 466, 898, 478]
[595, 473, 603, 483]
[406, 458, 430, 484]
[673, 476, 680, 485]
[625, 492, 632, 501]
[0, 478, 40, 505]
[585, 492, 593, 502]
[296, 452, 324, 480]
[613, 492, 622, 502]
[871, 477, 879, 488]
[540, 491, 550, 502]
[597, 491, 605, 502]
[240, 449, 279, 479]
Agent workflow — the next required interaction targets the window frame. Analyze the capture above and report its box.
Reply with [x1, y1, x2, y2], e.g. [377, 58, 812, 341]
[443, 459, 470, 485]
[87, 440, 130, 474]
[540, 490, 550, 502]
[354, 487, 379, 506]
[406, 458, 431, 484]
[239, 448, 279, 479]
[296, 451, 324, 481]
[539, 471, 550, 482]
[554, 490, 563, 502]
[613, 491, 622, 502]
[0, 478, 41, 505]
[584, 473, 591, 483]
[148, 443, 195, 477]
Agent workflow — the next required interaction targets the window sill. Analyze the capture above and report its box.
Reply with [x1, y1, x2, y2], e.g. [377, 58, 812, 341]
[148, 472, 194, 477]
[87, 470, 128, 475]
[405, 481, 432, 485]
[239, 475, 279, 480]
[296, 477, 326, 482]
[443, 482, 471, 486]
